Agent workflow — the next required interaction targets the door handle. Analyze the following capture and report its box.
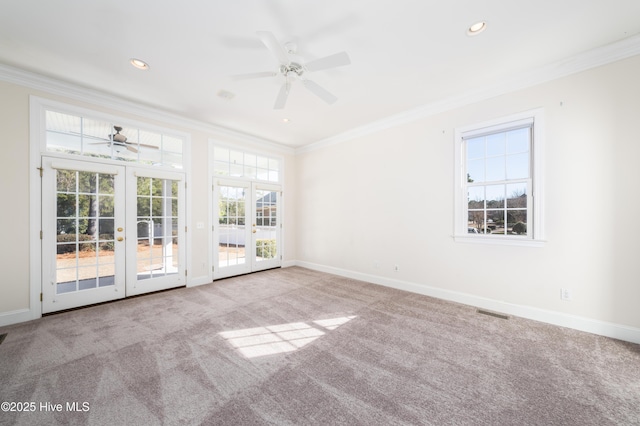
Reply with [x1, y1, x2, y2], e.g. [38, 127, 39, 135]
[252, 230, 257, 234]
[117, 237, 124, 242]
[117, 227, 124, 232]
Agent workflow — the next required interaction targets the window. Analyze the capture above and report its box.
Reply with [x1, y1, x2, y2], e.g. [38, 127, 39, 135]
[454, 109, 544, 246]
[45, 110, 185, 170]
[213, 146, 281, 183]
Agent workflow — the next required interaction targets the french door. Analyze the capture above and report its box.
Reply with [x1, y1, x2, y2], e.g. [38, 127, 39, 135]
[125, 167, 186, 296]
[213, 180, 281, 279]
[41, 157, 185, 313]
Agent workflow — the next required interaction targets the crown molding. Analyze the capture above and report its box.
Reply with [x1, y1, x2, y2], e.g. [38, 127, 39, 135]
[0, 63, 295, 156]
[297, 33, 640, 155]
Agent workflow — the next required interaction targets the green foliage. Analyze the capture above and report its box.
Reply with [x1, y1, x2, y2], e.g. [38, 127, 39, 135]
[512, 222, 527, 234]
[56, 234, 115, 254]
[256, 239, 277, 259]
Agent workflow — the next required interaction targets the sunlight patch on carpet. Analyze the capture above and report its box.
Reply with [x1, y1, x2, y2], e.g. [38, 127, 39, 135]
[219, 316, 357, 358]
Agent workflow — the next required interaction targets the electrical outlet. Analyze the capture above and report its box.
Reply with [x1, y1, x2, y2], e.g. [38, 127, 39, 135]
[561, 288, 572, 301]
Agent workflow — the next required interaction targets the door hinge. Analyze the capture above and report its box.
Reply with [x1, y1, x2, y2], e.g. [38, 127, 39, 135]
[40, 292, 42, 302]
[185, 226, 188, 233]
[37, 167, 43, 177]
[40, 230, 43, 240]
[185, 270, 188, 276]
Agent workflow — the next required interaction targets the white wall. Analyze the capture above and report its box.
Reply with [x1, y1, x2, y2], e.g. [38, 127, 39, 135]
[295, 55, 640, 337]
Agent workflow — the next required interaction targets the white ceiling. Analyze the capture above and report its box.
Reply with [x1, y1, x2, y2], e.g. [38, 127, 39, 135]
[1, 0, 640, 148]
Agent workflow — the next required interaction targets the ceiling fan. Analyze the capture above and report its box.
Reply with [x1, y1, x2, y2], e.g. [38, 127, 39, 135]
[90, 126, 159, 153]
[233, 31, 351, 109]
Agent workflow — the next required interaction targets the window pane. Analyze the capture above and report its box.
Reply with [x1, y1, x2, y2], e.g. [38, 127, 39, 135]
[257, 168, 269, 181]
[257, 156, 269, 169]
[230, 164, 243, 177]
[163, 135, 183, 153]
[230, 150, 243, 165]
[47, 111, 81, 134]
[214, 161, 229, 176]
[508, 211, 527, 235]
[47, 129, 82, 154]
[164, 152, 183, 169]
[468, 186, 484, 210]
[486, 133, 505, 157]
[268, 158, 280, 171]
[139, 147, 162, 166]
[467, 159, 484, 183]
[468, 211, 485, 234]
[486, 185, 505, 208]
[99, 196, 114, 216]
[466, 137, 484, 160]
[245, 165, 257, 179]
[507, 153, 529, 180]
[83, 118, 112, 144]
[487, 210, 505, 234]
[507, 183, 527, 208]
[214, 147, 229, 162]
[485, 156, 505, 182]
[506, 128, 529, 154]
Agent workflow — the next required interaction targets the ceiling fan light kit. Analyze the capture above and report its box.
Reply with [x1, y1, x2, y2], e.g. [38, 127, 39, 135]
[233, 31, 351, 110]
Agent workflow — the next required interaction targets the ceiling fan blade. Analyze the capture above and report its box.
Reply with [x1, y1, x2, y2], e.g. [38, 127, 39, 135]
[231, 71, 278, 81]
[135, 143, 160, 150]
[301, 79, 338, 104]
[126, 145, 139, 153]
[256, 31, 290, 65]
[273, 81, 290, 110]
[305, 51, 351, 72]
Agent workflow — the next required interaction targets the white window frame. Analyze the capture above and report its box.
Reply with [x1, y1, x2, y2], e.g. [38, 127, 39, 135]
[454, 108, 545, 247]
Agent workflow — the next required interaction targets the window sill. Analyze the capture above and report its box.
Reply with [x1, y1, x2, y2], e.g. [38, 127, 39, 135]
[454, 235, 546, 248]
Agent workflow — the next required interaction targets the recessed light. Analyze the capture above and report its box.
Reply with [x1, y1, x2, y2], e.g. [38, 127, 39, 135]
[130, 58, 150, 70]
[282, 118, 290, 123]
[467, 21, 487, 36]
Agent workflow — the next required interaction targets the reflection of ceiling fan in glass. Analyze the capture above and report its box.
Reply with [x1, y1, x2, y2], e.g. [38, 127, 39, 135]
[91, 126, 159, 153]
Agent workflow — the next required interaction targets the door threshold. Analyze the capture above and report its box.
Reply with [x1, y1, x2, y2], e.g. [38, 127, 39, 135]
[42, 285, 187, 317]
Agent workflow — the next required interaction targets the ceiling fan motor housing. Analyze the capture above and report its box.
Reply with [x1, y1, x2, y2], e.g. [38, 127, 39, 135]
[281, 62, 304, 77]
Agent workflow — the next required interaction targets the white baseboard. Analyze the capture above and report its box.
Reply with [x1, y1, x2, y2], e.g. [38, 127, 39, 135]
[0, 309, 36, 328]
[282, 260, 297, 268]
[295, 261, 640, 345]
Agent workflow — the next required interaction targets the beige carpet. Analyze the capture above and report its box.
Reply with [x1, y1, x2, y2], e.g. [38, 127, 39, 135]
[1, 267, 639, 425]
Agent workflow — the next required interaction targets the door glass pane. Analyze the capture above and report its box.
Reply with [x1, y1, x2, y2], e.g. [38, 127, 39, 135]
[255, 189, 277, 262]
[218, 186, 247, 268]
[136, 176, 180, 280]
[55, 169, 116, 294]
